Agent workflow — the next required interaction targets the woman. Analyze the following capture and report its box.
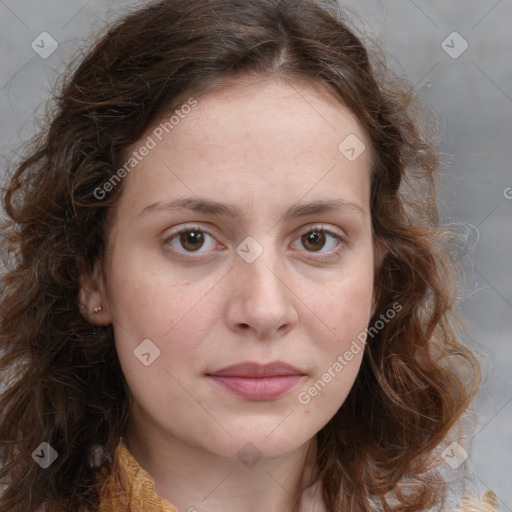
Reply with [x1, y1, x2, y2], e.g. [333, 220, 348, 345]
[0, 1, 499, 511]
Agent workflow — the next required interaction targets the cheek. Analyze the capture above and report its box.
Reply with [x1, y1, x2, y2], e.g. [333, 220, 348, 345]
[103, 248, 222, 393]
[105, 242, 220, 339]
[293, 263, 374, 417]
[108, 282, 216, 425]
[298, 254, 374, 345]
[294, 307, 368, 424]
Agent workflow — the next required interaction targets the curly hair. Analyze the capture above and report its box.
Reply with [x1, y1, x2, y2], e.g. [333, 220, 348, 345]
[0, 0, 480, 511]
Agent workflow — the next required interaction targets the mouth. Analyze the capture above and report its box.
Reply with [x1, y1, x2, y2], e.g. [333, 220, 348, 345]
[207, 361, 305, 401]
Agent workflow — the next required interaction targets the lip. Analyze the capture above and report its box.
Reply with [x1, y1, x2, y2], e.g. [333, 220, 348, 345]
[207, 361, 305, 401]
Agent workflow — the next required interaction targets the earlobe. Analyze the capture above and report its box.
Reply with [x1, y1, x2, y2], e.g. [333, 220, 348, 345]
[78, 261, 112, 325]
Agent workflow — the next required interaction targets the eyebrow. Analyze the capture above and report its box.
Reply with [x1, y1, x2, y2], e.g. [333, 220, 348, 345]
[137, 196, 365, 220]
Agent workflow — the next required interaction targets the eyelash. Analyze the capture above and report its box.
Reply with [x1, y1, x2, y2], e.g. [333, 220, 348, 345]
[164, 224, 345, 262]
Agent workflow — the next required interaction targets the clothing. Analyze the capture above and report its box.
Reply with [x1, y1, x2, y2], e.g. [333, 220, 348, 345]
[96, 438, 178, 512]
[95, 438, 500, 512]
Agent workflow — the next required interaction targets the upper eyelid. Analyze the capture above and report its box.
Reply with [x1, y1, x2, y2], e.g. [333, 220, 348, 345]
[167, 222, 344, 238]
[298, 224, 345, 239]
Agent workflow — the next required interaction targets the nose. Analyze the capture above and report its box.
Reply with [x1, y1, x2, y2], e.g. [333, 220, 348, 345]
[224, 240, 298, 339]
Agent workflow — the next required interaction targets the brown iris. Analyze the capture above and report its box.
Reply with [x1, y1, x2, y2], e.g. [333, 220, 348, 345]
[302, 230, 325, 252]
[179, 230, 205, 251]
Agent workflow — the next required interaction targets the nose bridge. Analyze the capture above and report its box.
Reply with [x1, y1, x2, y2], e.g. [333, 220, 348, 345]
[229, 233, 295, 333]
[236, 233, 285, 298]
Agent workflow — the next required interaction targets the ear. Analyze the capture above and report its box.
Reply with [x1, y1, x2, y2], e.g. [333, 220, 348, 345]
[78, 260, 113, 325]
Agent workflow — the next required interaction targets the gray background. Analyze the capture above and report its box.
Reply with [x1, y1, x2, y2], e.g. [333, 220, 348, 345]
[1, 0, 510, 509]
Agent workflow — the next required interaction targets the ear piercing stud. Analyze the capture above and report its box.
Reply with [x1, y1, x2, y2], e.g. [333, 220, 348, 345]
[94, 305, 103, 313]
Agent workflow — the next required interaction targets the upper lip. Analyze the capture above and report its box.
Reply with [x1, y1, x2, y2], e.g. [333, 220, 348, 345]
[208, 361, 304, 378]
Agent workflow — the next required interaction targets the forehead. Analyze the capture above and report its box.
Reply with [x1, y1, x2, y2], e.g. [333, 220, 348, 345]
[170, 75, 364, 150]
[111, 76, 372, 227]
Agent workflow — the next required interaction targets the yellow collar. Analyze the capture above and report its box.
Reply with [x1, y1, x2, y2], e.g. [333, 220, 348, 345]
[95, 438, 500, 512]
[96, 438, 178, 512]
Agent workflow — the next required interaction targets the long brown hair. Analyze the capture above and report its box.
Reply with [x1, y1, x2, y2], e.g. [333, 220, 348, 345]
[0, 1, 480, 511]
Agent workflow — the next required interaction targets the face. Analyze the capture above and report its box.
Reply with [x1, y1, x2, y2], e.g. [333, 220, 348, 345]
[81, 76, 377, 460]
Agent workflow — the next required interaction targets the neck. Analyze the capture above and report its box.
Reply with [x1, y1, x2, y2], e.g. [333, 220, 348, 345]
[123, 416, 322, 512]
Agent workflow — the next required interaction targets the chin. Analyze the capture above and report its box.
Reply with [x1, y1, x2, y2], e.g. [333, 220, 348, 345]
[207, 423, 316, 461]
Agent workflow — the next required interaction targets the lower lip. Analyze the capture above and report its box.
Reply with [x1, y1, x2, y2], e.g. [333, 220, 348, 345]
[209, 375, 303, 400]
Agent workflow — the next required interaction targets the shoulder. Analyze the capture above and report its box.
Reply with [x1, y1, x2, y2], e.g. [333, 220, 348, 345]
[455, 491, 500, 512]
[299, 486, 501, 512]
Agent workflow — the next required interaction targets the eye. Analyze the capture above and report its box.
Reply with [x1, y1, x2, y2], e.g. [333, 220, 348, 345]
[164, 224, 344, 261]
[291, 225, 344, 258]
[165, 225, 219, 255]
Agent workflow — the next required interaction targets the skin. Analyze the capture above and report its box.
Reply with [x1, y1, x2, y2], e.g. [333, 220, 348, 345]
[79, 75, 382, 512]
